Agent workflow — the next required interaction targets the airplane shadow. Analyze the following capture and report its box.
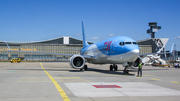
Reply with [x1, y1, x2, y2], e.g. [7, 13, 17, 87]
[69, 68, 135, 76]
[8, 67, 168, 76]
[69, 67, 169, 76]
[9, 68, 135, 76]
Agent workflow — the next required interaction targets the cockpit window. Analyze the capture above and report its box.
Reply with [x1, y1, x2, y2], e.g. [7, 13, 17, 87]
[133, 42, 137, 44]
[119, 41, 137, 46]
[119, 42, 124, 46]
[125, 42, 132, 44]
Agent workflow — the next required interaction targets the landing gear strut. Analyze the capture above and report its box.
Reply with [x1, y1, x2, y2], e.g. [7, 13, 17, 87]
[123, 66, 129, 74]
[109, 64, 118, 71]
[80, 65, 88, 71]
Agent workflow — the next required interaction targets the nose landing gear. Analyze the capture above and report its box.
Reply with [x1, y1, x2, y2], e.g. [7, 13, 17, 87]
[123, 66, 129, 74]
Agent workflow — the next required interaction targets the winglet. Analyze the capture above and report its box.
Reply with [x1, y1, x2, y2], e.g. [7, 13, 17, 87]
[170, 43, 174, 53]
[82, 21, 89, 48]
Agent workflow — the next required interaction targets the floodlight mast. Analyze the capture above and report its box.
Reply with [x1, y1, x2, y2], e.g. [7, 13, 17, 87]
[147, 22, 161, 38]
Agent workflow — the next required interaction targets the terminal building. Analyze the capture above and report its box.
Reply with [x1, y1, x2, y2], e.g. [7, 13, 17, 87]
[0, 36, 168, 61]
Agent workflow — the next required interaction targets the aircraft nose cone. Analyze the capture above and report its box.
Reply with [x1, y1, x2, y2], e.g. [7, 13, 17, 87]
[131, 49, 139, 60]
[132, 49, 139, 54]
[126, 49, 139, 62]
[131, 49, 139, 57]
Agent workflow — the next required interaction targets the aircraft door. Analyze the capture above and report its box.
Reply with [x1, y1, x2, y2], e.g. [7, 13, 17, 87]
[119, 42, 126, 62]
[111, 42, 114, 54]
[119, 42, 125, 54]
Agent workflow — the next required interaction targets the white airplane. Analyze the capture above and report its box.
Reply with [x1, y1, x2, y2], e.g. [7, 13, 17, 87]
[6, 21, 172, 74]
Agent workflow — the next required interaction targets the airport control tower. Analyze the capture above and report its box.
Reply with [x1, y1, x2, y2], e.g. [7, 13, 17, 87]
[147, 22, 161, 38]
[146, 22, 168, 53]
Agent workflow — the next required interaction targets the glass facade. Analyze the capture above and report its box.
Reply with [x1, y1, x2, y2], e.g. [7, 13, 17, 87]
[0, 37, 154, 61]
[0, 44, 81, 60]
[0, 44, 151, 60]
[139, 45, 152, 54]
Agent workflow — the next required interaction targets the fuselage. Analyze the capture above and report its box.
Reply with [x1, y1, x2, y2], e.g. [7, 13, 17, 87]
[80, 36, 139, 64]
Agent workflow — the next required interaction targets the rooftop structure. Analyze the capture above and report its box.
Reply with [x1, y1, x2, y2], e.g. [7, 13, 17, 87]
[147, 22, 161, 38]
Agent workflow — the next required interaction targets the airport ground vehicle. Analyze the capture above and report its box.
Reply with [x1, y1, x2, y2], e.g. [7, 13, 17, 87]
[174, 63, 180, 68]
[10, 58, 21, 63]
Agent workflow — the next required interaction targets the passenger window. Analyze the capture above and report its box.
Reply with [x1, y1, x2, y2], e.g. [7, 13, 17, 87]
[133, 42, 137, 44]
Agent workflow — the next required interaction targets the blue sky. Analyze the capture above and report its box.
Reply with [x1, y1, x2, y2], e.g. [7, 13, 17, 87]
[0, 0, 180, 50]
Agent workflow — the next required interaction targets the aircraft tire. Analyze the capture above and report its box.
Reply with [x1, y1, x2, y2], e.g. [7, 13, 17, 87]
[123, 70, 128, 75]
[110, 65, 113, 71]
[84, 65, 88, 71]
[123, 66, 128, 75]
[114, 65, 118, 71]
[123, 70, 125, 74]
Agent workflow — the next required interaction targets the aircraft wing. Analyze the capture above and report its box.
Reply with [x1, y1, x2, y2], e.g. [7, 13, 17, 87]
[81, 55, 94, 59]
[139, 51, 172, 56]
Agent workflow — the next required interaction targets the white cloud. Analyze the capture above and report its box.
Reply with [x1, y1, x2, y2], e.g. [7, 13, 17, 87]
[174, 36, 180, 39]
[75, 34, 81, 36]
[109, 34, 114, 36]
[92, 37, 99, 39]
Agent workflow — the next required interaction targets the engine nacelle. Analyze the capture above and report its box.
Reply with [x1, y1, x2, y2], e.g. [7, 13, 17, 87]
[128, 57, 141, 69]
[69, 55, 85, 69]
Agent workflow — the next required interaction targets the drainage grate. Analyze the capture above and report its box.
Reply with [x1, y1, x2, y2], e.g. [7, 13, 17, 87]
[93, 85, 121, 88]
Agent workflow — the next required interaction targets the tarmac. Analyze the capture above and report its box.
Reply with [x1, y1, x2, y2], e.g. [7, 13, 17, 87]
[0, 62, 180, 101]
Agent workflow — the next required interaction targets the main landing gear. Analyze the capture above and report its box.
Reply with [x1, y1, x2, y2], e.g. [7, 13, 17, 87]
[109, 64, 118, 71]
[80, 65, 88, 71]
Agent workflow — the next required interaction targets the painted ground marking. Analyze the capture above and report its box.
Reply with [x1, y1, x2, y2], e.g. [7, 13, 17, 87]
[40, 62, 71, 101]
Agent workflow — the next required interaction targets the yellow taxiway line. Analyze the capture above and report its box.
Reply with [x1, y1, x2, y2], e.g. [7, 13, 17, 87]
[151, 78, 161, 80]
[40, 62, 71, 101]
[171, 81, 180, 84]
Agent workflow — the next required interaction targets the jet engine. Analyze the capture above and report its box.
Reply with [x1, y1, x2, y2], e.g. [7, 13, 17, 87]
[128, 57, 141, 69]
[69, 55, 85, 69]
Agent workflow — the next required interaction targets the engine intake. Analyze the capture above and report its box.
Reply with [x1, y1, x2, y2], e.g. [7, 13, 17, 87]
[69, 55, 85, 69]
[128, 57, 141, 69]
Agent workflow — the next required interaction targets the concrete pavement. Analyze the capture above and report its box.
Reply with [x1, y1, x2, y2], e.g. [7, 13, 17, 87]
[0, 62, 180, 101]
